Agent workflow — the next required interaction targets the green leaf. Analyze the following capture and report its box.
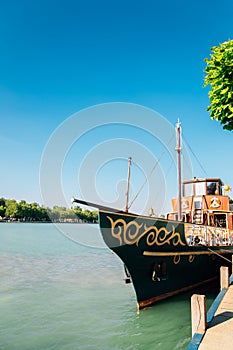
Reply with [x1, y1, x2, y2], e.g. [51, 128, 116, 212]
[204, 39, 233, 131]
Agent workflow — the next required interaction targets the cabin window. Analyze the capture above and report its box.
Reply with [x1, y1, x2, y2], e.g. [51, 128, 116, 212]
[207, 182, 223, 195]
[207, 182, 216, 195]
[183, 183, 193, 196]
[194, 198, 202, 209]
[195, 182, 206, 196]
[219, 185, 222, 195]
[214, 214, 226, 228]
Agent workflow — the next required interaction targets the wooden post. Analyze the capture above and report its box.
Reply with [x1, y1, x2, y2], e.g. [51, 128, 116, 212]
[220, 266, 229, 290]
[232, 255, 233, 275]
[191, 294, 207, 336]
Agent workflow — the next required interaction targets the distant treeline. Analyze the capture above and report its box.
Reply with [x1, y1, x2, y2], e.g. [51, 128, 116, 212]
[0, 198, 98, 223]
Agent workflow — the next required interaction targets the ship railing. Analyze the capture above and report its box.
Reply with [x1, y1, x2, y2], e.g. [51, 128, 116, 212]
[184, 224, 233, 247]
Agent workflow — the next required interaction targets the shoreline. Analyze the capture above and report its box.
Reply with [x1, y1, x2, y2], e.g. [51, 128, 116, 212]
[0, 219, 97, 224]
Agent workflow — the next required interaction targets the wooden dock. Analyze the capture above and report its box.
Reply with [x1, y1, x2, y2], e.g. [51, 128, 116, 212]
[198, 282, 233, 349]
[186, 266, 233, 350]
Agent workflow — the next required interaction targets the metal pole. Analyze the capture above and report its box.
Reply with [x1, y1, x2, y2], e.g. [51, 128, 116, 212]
[176, 121, 182, 221]
[125, 157, 132, 212]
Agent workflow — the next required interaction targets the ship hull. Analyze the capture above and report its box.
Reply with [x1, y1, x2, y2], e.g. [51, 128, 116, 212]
[99, 210, 233, 309]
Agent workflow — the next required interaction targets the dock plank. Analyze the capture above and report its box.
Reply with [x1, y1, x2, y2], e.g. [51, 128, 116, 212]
[199, 285, 233, 349]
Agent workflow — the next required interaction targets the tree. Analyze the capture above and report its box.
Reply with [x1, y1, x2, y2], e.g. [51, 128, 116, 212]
[0, 197, 6, 207]
[204, 39, 233, 130]
[0, 197, 6, 217]
[18, 200, 30, 220]
[5, 199, 19, 218]
[74, 206, 85, 221]
[0, 205, 5, 217]
[1, 197, 97, 222]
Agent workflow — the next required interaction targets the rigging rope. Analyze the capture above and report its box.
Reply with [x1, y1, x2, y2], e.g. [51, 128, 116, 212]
[183, 136, 208, 177]
[127, 129, 209, 210]
[128, 134, 174, 210]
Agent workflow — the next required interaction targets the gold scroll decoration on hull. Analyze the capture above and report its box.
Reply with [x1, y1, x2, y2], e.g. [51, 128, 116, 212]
[107, 216, 186, 247]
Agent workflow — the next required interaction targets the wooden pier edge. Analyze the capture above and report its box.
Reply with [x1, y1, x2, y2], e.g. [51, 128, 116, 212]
[186, 260, 233, 350]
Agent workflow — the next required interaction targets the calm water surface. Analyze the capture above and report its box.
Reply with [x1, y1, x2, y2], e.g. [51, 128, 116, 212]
[0, 223, 218, 350]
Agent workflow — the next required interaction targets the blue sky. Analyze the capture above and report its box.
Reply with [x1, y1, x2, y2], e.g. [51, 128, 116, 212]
[1, 0, 233, 215]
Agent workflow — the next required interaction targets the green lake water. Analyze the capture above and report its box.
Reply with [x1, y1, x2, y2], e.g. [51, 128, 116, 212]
[0, 223, 218, 349]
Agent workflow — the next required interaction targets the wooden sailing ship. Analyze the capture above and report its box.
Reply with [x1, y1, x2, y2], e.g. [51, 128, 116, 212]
[72, 122, 233, 309]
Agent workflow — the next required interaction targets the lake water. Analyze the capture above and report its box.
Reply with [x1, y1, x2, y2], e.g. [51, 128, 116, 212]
[0, 223, 218, 350]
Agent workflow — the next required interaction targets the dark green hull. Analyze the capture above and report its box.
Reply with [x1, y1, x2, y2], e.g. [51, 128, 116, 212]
[99, 210, 233, 309]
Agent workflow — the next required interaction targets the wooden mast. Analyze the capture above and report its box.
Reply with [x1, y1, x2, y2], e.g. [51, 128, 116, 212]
[125, 157, 132, 212]
[176, 121, 182, 221]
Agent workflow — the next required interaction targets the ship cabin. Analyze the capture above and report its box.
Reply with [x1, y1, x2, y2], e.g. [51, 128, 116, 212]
[167, 177, 233, 229]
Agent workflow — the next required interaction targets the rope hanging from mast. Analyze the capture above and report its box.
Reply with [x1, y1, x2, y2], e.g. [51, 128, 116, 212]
[183, 136, 208, 177]
[128, 134, 174, 210]
[125, 157, 132, 212]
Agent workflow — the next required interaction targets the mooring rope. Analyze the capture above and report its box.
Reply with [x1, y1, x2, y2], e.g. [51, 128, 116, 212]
[202, 244, 233, 265]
